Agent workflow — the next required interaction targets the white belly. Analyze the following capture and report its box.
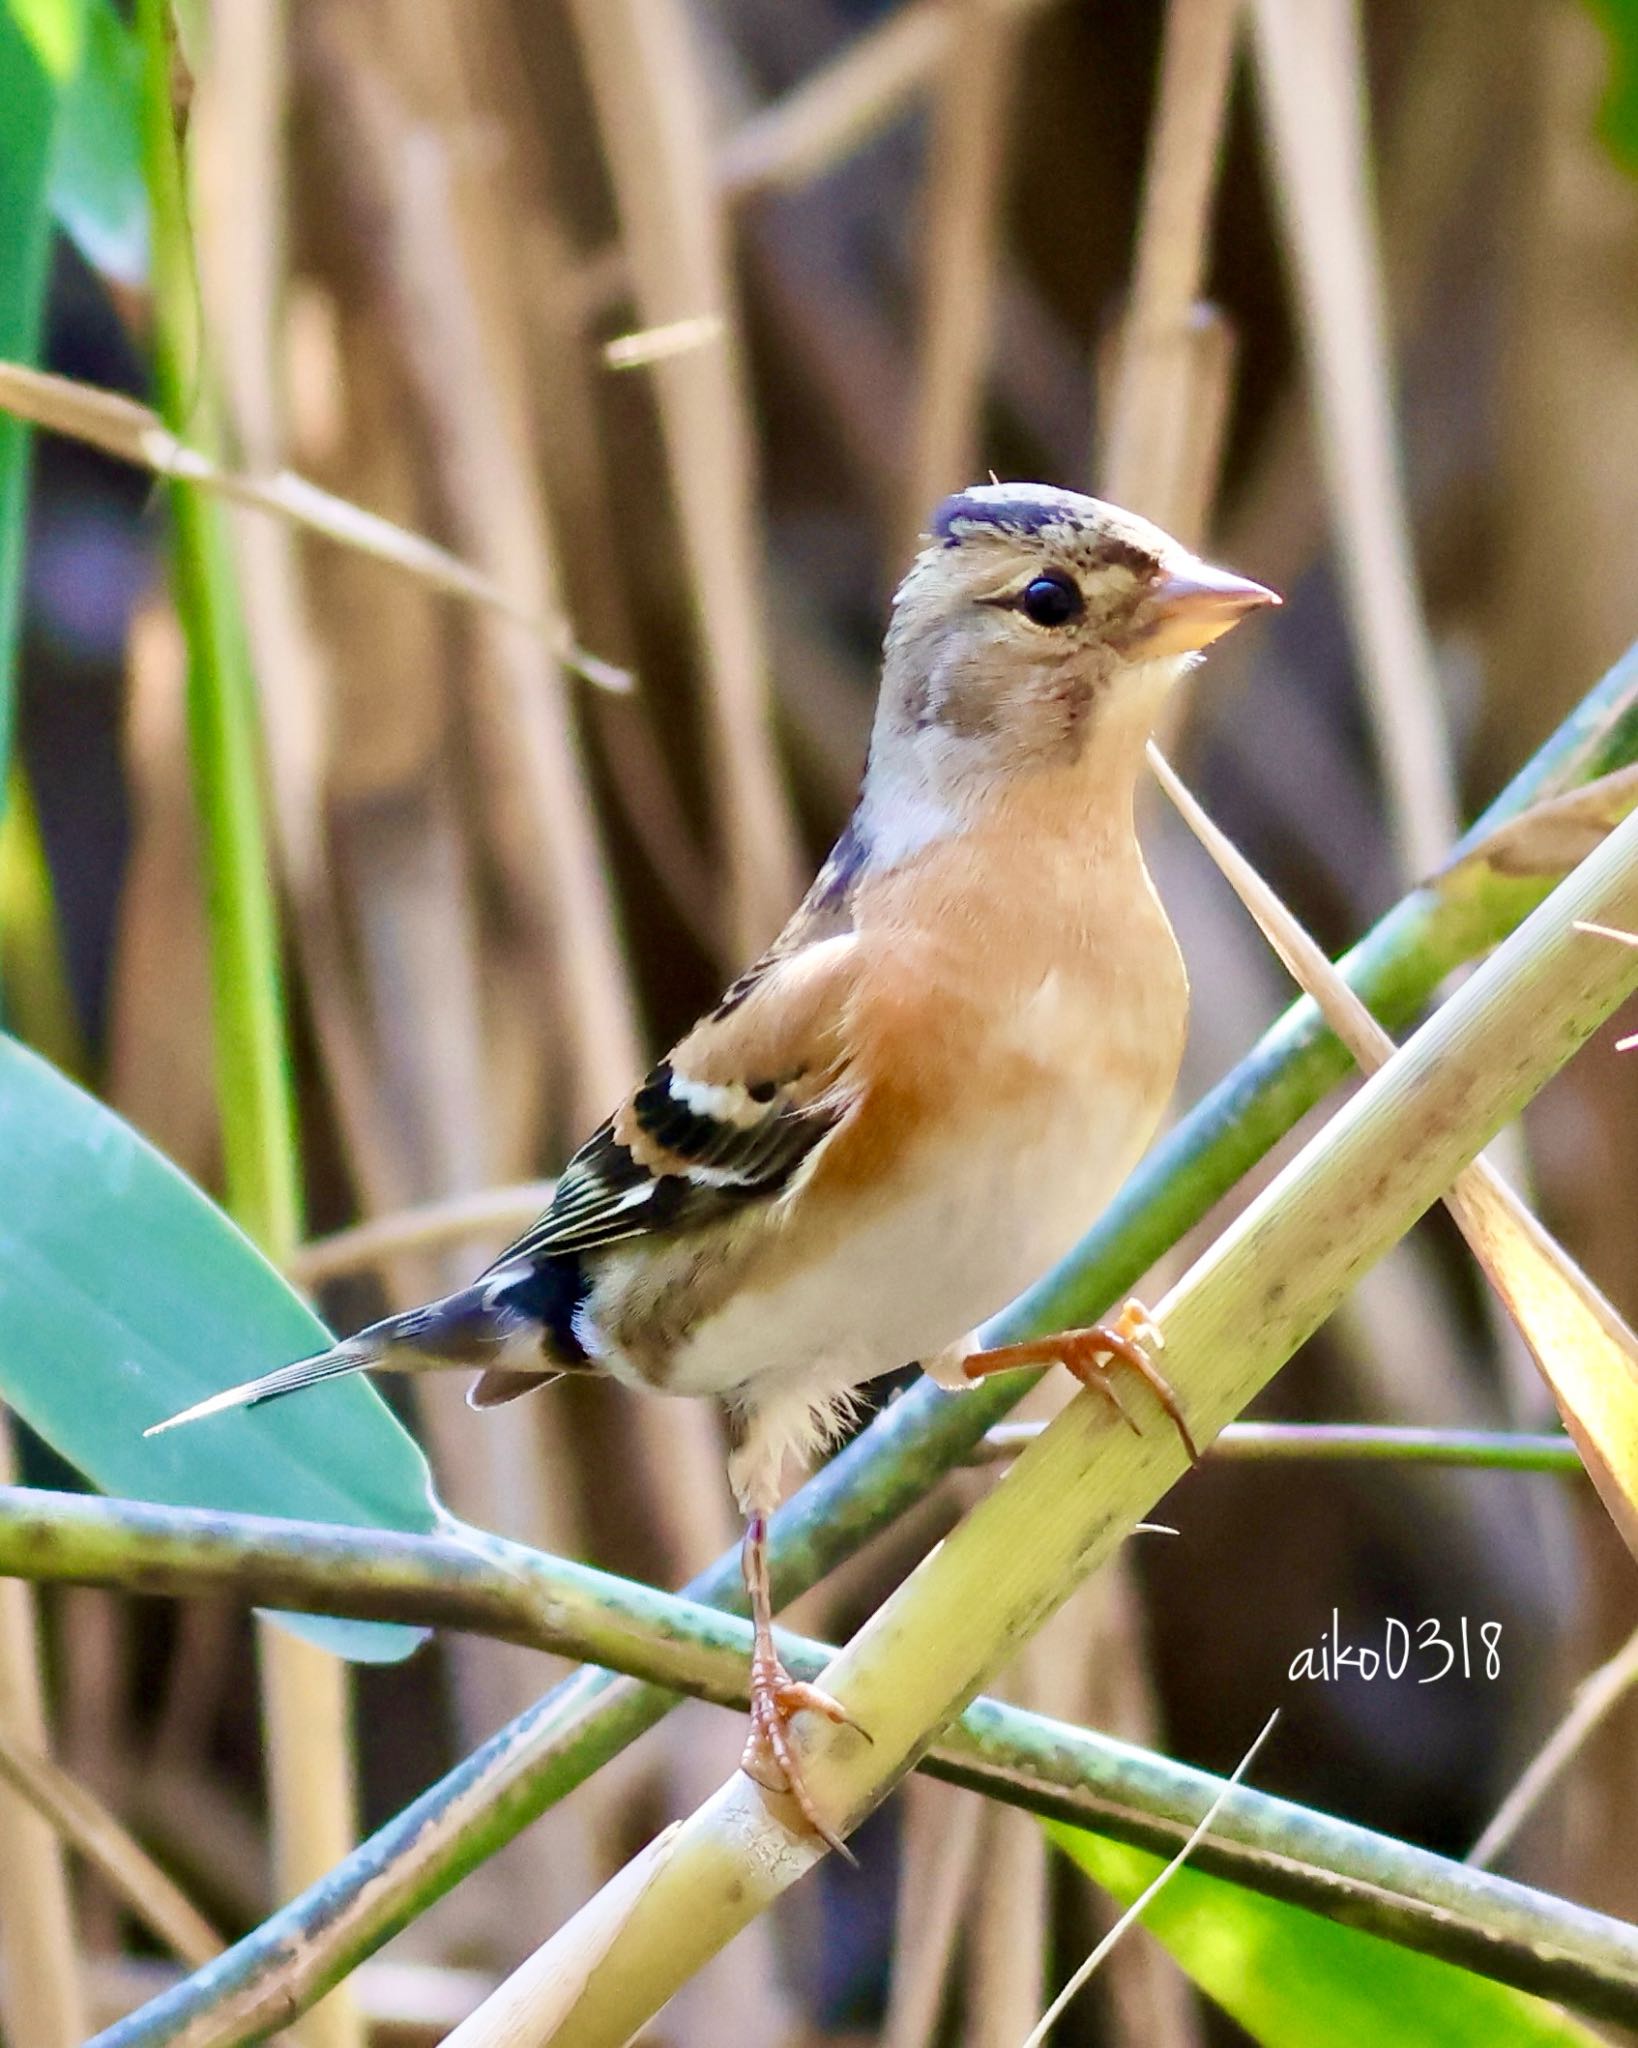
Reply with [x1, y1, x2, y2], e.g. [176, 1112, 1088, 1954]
[656, 1075, 1158, 1405]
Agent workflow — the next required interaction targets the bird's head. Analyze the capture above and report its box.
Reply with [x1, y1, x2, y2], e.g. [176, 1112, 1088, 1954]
[863, 483, 1276, 848]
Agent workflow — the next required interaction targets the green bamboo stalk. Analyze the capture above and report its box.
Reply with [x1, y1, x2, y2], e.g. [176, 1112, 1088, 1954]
[474, 800, 1638, 2045]
[93, 647, 1638, 2048]
[134, 17, 359, 2048]
[135, 0, 298, 1252]
[5, 1482, 1634, 2020]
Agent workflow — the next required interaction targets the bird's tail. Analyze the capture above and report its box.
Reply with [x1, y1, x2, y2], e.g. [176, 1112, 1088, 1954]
[144, 1281, 530, 1437]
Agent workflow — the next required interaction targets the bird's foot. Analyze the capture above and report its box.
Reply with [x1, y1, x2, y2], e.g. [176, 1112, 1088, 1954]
[962, 1297, 1198, 1463]
[741, 1645, 866, 1861]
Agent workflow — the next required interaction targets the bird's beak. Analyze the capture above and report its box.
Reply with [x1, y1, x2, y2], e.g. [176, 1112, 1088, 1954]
[1137, 558, 1280, 656]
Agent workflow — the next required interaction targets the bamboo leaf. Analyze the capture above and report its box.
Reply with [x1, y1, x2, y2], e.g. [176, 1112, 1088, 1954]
[1052, 1827, 1603, 2047]
[48, 0, 146, 287]
[0, 1035, 438, 1662]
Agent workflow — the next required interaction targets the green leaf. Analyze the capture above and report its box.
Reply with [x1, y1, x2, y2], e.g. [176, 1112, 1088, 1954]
[0, 5, 57, 810]
[1051, 1825, 1603, 2046]
[49, 0, 146, 286]
[0, 1035, 440, 1662]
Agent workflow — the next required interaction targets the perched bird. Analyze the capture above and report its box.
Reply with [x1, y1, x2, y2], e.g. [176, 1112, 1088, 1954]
[151, 483, 1276, 1848]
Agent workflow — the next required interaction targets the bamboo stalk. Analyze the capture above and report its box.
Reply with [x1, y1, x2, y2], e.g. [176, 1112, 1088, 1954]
[21, 1483, 1638, 2027]
[87, 645, 1638, 2047]
[456, 804, 1638, 2044]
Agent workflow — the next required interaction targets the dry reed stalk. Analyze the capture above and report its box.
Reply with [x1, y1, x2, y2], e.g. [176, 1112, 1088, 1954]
[1100, 0, 1242, 529]
[1060, 1572, 1203, 2048]
[1250, 0, 1458, 877]
[507, 135, 720, 953]
[309, 0, 719, 1945]
[718, 0, 1057, 204]
[123, 1763, 272, 1927]
[0, 1421, 86, 2048]
[881, 1776, 983, 2048]
[1239, 0, 1566, 1621]
[55, 1586, 127, 1959]
[566, 0, 803, 958]
[301, 5, 588, 1651]
[717, 0, 948, 200]
[88, 1957, 498, 2038]
[288, 1183, 558, 1288]
[321, 10, 640, 1129]
[255, 1623, 361, 2048]
[194, 0, 423, 1216]
[896, 0, 1026, 565]
[1470, 1627, 1638, 1872]
[0, 1717, 222, 1968]
[962, 1649, 1051, 2048]
[0, 363, 628, 662]
[1213, 2, 1501, 667]
[107, 604, 219, 1178]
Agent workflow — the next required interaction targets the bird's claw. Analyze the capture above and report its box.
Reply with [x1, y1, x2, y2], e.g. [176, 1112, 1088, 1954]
[962, 1296, 1197, 1463]
[742, 1658, 866, 1861]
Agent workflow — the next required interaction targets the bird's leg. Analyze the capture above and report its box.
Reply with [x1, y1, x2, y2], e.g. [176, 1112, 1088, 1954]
[960, 1298, 1199, 1463]
[740, 1510, 862, 1858]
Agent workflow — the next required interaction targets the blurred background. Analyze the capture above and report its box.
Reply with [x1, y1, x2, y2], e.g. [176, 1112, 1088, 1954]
[7, 0, 1638, 2040]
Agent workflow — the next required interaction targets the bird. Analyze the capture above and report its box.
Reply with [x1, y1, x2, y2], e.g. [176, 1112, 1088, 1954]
[149, 482, 1277, 1851]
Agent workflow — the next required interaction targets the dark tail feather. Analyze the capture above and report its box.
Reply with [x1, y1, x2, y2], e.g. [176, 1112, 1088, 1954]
[145, 1282, 529, 1437]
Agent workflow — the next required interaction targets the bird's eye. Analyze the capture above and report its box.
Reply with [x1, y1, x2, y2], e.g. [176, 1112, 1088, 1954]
[1018, 572, 1083, 628]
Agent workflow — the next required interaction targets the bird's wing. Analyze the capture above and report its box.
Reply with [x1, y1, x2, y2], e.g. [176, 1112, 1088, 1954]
[484, 927, 862, 1269]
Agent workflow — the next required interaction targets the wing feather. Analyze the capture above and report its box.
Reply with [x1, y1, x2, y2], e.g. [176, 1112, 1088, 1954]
[482, 924, 861, 1275]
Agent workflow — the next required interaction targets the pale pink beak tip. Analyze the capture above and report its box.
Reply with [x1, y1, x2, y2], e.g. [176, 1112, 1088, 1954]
[1142, 559, 1280, 654]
